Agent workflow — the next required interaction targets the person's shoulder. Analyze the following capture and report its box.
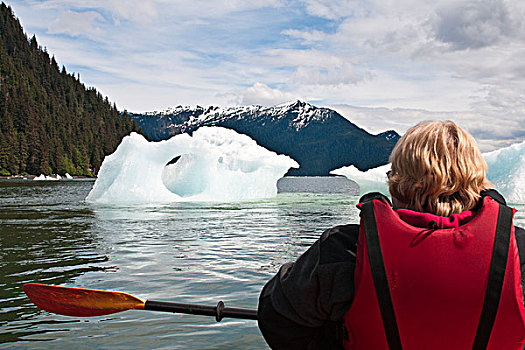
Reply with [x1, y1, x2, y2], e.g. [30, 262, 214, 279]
[320, 224, 359, 242]
[318, 224, 360, 265]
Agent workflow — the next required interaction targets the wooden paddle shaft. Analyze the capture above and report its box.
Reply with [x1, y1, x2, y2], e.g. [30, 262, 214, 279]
[144, 300, 258, 321]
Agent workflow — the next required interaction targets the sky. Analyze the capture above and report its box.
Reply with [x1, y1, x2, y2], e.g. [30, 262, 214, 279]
[5, 0, 525, 151]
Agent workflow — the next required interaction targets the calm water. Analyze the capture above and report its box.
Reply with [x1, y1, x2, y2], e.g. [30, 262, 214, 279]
[2, 180, 525, 349]
[0, 179, 362, 349]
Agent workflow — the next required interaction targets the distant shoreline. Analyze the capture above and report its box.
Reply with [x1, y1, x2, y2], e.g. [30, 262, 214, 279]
[0, 174, 349, 180]
[0, 175, 96, 180]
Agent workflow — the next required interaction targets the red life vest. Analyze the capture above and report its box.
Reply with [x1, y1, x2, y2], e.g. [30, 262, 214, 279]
[343, 195, 525, 349]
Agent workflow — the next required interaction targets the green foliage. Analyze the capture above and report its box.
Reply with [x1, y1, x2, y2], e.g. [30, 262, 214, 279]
[0, 3, 141, 176]
[57, 155, 75, 175]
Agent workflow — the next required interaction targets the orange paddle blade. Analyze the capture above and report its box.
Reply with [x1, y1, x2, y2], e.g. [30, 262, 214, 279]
[23, 283, 145, 317]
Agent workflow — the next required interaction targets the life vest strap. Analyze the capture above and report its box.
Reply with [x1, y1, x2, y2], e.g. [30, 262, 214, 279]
[473, 203, 513, 349]
[362, 200, 403, 350]
[362, 199, 513, 350]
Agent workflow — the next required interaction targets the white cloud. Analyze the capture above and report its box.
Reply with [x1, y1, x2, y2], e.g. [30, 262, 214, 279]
[258, 49, 368, 85]
[106, 0, 158, 24]
[432, 0, 515, 50]
[291, 64, 365, 85]
[281, 29, 328, 44]
[225, 83, 301, 106]
[47, 10, 104, 38]
[6, 0, 525, 149]
[89, 0, 282, 22]
[301, 0, 369, 20]
[330, 103, 524, 152]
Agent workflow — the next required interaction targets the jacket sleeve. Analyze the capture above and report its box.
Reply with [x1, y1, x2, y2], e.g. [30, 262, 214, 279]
[257, 224, 359, 350]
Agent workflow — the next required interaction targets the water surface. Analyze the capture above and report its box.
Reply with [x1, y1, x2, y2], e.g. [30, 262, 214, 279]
[0, 179, 359, 349]
[2, 180, 524, 349]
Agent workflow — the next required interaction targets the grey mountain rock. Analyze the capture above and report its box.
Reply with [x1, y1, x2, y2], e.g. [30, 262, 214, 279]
[129, 100, 399, 176]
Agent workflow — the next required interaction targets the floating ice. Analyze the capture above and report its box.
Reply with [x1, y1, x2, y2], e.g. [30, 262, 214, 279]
[86, 127, 298, 204]
[331, 140, 525, 204]
[330, 164, 390, 196]
[484, 140, 525, 204]
[34, 174, 62, 181]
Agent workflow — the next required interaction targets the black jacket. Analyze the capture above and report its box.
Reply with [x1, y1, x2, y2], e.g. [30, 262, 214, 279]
[257, 191, 525, 349]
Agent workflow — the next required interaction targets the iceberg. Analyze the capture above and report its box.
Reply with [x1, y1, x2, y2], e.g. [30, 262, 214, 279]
[34, 174, 62, 181]
[484, 140, 525, 204]
[86, 127, 298, 204]
[330, 164, 390, 197]
[34, 174, 46, 181]
[331, 140, 525, 204]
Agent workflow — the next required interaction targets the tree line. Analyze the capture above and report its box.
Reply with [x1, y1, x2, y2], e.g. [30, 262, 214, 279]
[0, 3, 140, 176]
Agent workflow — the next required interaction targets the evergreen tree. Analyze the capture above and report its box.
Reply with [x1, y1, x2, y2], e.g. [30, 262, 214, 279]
[0, 3, 141, 175]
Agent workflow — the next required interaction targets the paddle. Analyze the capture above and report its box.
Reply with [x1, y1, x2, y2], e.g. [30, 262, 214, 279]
[23, 283, 257, 321]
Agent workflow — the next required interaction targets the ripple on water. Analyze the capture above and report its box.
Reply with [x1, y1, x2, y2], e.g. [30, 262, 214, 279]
[3, 179, 523, 348]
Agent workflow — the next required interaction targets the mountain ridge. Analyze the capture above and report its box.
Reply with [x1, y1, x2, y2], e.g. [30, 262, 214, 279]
[129, 100, 399, 176]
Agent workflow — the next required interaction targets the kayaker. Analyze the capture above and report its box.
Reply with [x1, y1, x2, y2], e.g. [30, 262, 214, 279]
[257, 120, 525, 349]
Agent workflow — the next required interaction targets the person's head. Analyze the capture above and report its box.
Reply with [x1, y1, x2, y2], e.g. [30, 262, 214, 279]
[387, 120, 493, 216]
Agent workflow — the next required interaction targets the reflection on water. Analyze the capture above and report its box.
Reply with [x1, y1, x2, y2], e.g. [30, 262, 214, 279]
[0, 180, 111, 344]
[1, 179, 524, 349]
[0, 180, 358, 349]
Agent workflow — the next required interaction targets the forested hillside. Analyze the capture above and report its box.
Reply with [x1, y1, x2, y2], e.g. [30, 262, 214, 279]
[0, 3, 140, 176]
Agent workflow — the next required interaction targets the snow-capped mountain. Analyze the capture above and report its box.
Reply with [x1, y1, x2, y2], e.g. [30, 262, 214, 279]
[129, 100, 399, 176]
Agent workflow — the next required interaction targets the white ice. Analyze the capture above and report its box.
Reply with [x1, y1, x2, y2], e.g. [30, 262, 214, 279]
[34, 174, 62, 181]
[332, 140, 525, 204]
[484, 140, 525, 204]
[330, 164, 390, 196]
[86, 127, 298, 204]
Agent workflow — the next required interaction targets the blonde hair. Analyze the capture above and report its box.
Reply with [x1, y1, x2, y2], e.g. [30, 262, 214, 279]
[388, 120, 493, 216]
